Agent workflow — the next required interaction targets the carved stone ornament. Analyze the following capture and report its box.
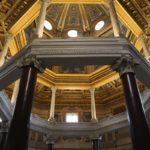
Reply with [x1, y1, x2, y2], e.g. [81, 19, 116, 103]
[43, 134, 57, 144]
[112, 55, 139, 75]
[0, 121, 9, 132]
[17, 55, 45, 72]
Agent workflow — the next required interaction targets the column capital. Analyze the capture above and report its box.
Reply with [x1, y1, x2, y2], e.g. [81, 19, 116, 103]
[51, 86, 57, 92]
[89, 87, 95, 93]
[105, 0, 115, 8]
[5, 33, 13, 41]
[104, 0, 112, 8]
[112, 55, 139, 75]
[40, 0, 49, 4]
[0, 121, 9, 132]
[137, 34, 147, 44]
[106, 0, 114, 4]
[40, 0, 50, 11]
[90, 134, 102, 140]
[17, 55, 45, 72]
[46, 141, 54, 145]
[138, 33, 148, 40]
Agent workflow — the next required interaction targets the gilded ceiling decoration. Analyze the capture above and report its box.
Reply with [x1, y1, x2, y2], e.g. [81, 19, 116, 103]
[118, 0, 150, 34]
[47, 4, 64, 24]
[45, 3, 110, 35]
[0, 0, 37, 33]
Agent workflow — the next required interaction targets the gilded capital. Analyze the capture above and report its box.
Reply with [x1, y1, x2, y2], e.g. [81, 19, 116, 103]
[51, 86, 57, 92]
[90, 87, 95, 93]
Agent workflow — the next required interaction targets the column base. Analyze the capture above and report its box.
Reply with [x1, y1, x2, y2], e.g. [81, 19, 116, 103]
[48, 118, 56, 125]
[91, 118, 98, 123]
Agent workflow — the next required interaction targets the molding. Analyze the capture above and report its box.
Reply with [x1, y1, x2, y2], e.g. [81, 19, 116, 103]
[0, 38, 150, 90]
[18, 55, 45, 72]
[112, 55, 138, 75]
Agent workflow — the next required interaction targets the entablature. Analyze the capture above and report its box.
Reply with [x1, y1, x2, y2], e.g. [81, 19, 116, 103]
[0, 37, 150, 91]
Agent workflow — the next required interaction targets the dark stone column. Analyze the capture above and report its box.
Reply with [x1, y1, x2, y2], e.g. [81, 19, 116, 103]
[47, 143, 53, 150]
[121, 72, 150, 150]
[0, 122, 8, 150]
[4, 65, 38, 150]
[92, 139, 101, 150]
[0, 131, 7, 150]
[113, 56, 150, 150]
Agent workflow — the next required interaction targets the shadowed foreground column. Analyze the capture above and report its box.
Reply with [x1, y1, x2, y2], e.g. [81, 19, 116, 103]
[92, 139, 101, 150]
[121, 73, 150, 150]
[47, 143, 54, 150]
[113, 56, 150, 150]
[0, 122, 8, 150]
[4, 65, 38, 150]
[0, 131, 7, 150]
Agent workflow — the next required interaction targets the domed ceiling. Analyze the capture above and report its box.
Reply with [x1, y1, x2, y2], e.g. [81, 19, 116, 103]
[47, 4, 109, 31]
[42, 4, 112, 38]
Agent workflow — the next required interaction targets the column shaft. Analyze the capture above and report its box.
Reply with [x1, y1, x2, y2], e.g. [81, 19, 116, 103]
[47, 143, 53, 150]
[0, 132, 7, 150]
[107, 0, 121, 37]
[4, 66, 38, 150]
[0, 35, 12, 66]
[92, 139, 101, 150]
[90, 88, 97, 121]
[11, 79, 20, 105]
[49, 87, 56, 121]
[121, 72, 150, 150]
[36, 0, 49, 38]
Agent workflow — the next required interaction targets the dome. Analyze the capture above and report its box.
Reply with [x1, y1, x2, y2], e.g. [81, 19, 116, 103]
[40, 4, 112, 38]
